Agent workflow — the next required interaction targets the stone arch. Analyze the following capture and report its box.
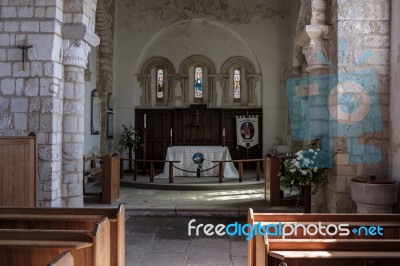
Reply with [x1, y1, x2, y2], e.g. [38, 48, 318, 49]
[179, 54, 216, 74]
[220, 56, 256, 74]
[141, 57, 176, 74]
[136, 57, 176, 106]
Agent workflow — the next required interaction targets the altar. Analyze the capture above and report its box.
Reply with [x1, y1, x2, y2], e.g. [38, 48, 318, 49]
[156, 146, 239, 178]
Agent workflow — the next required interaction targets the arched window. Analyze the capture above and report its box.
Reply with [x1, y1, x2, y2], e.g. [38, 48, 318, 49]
[233, 69, 241, 99]
[194, 66, 203, 98]
[220, 56, 259, 106]
[156, 68, 164, 99]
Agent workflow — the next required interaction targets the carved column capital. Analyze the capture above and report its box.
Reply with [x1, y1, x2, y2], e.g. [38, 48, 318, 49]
[311, 0, 327, 25]
[295, 24, 333, 73]
[63, 39, 91, 68]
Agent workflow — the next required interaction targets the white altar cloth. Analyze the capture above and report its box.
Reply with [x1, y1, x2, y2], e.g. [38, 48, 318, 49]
[156, 146, 239, 178]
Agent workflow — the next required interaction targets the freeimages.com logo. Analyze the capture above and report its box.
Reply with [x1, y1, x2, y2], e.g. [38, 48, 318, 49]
[286, 39, 382, 168]
[188, 219, 384, 241]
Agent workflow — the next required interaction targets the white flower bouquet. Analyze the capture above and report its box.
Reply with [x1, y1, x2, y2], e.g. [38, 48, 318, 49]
[281, 147, 328, 195]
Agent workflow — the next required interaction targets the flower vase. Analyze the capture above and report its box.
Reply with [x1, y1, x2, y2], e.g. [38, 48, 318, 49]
[196, 168, 200, 178]
[128, 147, 133, 172]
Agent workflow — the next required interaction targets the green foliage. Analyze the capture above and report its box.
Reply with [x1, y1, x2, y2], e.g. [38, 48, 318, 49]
[118, 125, 141, 153]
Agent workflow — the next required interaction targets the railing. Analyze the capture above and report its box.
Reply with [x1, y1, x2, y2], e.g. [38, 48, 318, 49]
[133, 159, 180, 183]
[123, 158, 265, 184]
[211, 158, 264, 183]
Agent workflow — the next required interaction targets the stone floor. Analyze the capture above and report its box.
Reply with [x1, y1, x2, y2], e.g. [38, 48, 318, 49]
[125, 216, 248, 266]
[85, 173, 301, 266]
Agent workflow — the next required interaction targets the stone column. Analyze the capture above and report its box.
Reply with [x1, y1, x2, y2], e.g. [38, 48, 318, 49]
[136, 74, 151, 107]
[295, 0, 332, 212]
[208, 75, 217, 107]
[221, 75, 230, 106]
[182, 75, 189, 105]
[390, 0, 400, 211]
[247, 74, 260, 106]
[62, 39, 91, 207]
[61, 23, 99, 207]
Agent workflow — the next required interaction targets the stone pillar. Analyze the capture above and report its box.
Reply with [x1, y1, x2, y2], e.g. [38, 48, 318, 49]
[390, 0, 400, 212]
[295, 0, 332, 212]
[330, 0, 390, 212]
[62, 39, 91, 207]
[61, 23, 99, 207]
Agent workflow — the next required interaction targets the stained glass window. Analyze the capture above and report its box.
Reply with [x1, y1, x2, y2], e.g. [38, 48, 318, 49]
[194, 66, 203, 98]
[234, 69, 241, 99]
[156, 69, 164, 99]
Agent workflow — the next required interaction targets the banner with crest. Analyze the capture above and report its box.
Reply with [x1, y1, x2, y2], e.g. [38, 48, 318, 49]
[236, 115, 259, 148]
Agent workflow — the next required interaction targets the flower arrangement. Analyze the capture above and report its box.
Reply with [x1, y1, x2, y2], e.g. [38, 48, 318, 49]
[119, 125, 141, 155]
[281, 141, 328, 195]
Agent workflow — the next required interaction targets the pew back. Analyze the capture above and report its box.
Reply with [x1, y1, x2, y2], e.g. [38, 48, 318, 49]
[48, 251, 74, 266]
[248, 209, 400, 266]
[0, 204, 124, 266]
[0, 217, 110, 266]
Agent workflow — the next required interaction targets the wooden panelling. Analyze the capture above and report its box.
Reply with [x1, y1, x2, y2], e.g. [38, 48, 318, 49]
[135, 106, 262, 168]
[0, 136, 36, 207]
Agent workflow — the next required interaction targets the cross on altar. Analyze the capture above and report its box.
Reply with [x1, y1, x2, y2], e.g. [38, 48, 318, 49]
[192, 110, 202, 126]
[17, 39, 33, 71]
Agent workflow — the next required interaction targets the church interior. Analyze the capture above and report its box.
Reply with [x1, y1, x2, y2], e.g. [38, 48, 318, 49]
[1, 0, 400, 265]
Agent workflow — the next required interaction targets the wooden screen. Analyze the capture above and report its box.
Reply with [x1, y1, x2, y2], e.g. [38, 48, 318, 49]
[135, 106, 262, 168]
[0, 135, 37, 207]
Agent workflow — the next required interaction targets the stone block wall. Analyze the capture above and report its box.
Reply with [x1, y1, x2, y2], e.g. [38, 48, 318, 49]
[0, 0, 99, 207]
[329, 0, 391, 212]
[390, 0, 400, 213]
[0, 0, 64, 207]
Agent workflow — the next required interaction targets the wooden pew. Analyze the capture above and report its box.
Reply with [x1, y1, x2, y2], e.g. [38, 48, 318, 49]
[0, 135, 37, 207]
[0, 204, 125, 266]
[48, 251, 74, 266]
[102, 153, 120, 204]
[0, 217, 110, 266]
[266, 239, 400, 266]
[248, 209, 400, 266]
[83, 154, 103, 193]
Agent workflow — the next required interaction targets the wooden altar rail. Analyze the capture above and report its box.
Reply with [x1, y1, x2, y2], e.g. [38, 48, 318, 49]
[133, 159, 180, 183]
[211, 158, 264, 183]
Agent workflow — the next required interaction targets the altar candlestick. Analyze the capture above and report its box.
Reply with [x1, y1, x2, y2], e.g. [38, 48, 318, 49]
[144, 114, 146, 128]
[170, 128, 173, 146]
[222, 128, 225, 147]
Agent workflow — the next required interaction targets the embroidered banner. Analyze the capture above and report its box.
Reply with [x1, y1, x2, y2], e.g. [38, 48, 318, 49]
[236, 116, 259, 148]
